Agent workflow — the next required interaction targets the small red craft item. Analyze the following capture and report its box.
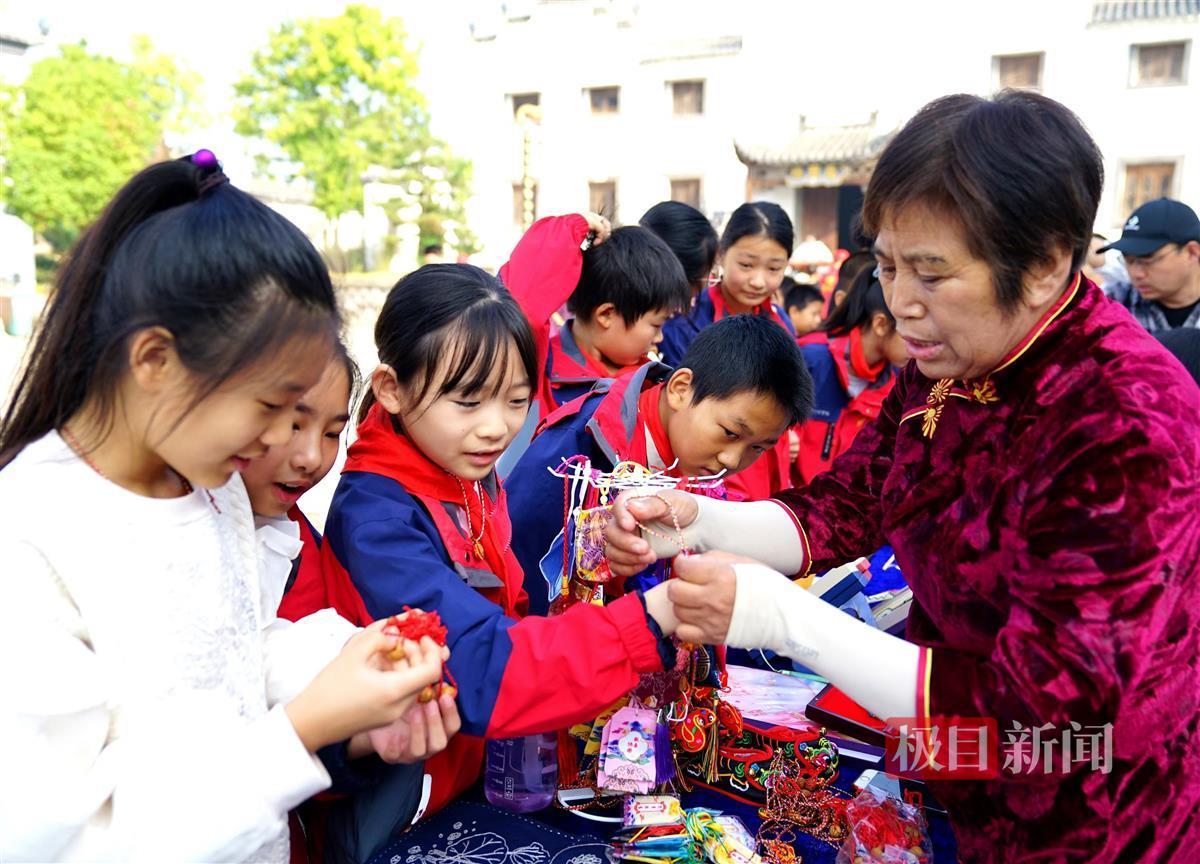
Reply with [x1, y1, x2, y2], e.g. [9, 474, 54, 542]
[383, 606, 457, 703]
[835, 788, 931, 864]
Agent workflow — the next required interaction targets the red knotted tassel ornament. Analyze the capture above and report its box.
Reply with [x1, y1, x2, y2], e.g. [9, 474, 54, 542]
[384, 606, 458, 702]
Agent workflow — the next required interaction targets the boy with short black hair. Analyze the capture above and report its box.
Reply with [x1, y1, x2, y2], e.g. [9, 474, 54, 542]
[502, 214, 691, 416]
[506, 314, 813, 614]
[783, 280, 825, 338]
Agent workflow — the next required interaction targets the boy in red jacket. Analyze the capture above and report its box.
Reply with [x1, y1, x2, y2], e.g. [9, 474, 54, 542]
[507, 314, 814, 614]
[502, 213, 691, 416]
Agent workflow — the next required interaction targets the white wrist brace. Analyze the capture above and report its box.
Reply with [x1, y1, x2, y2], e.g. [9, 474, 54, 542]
[640, 495, 808, 575]
[728, 563, 919, 723]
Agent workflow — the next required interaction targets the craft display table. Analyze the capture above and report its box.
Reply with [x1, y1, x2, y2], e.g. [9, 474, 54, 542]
[367, 665, 960, 864]
[367, 777, 958, 864]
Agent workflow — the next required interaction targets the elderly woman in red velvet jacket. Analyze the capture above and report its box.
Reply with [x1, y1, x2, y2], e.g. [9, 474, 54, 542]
[606, 91, 1200, 864]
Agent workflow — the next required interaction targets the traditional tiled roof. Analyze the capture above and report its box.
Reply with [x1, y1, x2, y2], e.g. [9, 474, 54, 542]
[734, 117, 892, 168]
[1091, 0, 1200, 22]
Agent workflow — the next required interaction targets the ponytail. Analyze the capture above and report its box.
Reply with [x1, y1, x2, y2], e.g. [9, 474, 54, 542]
[0, 152, 338, 467]
[639, 201, 719, 289]
[821, 265, 893, 337]
[719, 201, 795, 257]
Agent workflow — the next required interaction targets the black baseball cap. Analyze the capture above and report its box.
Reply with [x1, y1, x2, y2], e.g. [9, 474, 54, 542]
[1100, 198, 1200, 256]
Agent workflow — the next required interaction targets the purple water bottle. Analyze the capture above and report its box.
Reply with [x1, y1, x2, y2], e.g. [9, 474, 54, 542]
[484, 733, 558, 813]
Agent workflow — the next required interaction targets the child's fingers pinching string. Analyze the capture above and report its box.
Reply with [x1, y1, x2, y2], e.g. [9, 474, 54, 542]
[354, 625, 415, 664]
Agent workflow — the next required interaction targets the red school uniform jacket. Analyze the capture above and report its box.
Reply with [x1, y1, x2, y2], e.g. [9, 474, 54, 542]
[275, 506, 327, 623]
[794, 328, 896, 484]
[317, 406, 670, 817]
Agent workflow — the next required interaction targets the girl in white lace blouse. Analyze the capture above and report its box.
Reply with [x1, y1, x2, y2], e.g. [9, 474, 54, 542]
[0, 152, 446, 863]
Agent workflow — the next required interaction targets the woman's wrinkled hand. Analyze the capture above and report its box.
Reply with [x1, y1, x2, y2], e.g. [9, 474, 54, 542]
[605, 489, 699, 578]
[668, 551, 759, 645]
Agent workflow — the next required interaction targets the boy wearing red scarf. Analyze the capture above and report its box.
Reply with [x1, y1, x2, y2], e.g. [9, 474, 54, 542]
[502, 213, 691, 416]
[506, 315, 812, 615]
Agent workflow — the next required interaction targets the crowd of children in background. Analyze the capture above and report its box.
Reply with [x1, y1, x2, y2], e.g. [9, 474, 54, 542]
[0, 151, 908, 864]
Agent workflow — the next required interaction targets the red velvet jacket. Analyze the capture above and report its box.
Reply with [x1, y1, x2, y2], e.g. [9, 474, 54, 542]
[777, 277, 1200, 861]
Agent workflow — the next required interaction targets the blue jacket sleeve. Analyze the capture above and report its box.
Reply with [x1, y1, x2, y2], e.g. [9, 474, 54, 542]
[660, 312, 699, 367]
[325, 475, 517, 737]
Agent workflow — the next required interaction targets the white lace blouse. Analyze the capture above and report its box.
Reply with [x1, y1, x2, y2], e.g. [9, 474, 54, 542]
[0, 432, 335, 862]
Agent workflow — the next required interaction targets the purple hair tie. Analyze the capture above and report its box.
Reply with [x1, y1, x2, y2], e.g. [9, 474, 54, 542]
[191, 149, 228, 196]
[192, 149, 219, 170]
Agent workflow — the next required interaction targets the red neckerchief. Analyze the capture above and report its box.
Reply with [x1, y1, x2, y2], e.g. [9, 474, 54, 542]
[344, 404, 524, 615]
[829, 328, 888, 391]
[709, 282, 792, 333]
[275, 505, 328, 622]
[637, 383, 678, 474]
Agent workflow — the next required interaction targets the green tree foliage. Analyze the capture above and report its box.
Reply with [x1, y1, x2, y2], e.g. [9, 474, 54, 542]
[234, 4, 476, 260]
[1, 41, 200, 252]
[131, 35, 208, 139]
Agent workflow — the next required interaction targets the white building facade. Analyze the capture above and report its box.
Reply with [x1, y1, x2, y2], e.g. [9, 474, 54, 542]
[448, 0, 759, 267]
[439, 0, 1198, 265]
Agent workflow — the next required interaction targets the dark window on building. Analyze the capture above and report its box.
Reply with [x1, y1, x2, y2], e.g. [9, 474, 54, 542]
[511, 92, 540, 118]
[588, 86, 620, 114]
[670, 178, 702, 209]
[1131, 41, 1187, 86]
[994, 53, 1044, 90]
[589, 181, 617, 218]
[1122, 162, 1175, 214]
[671, 80, 704, 115]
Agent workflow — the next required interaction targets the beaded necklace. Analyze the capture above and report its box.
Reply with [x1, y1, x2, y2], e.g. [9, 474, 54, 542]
[453, 475, 488, 560]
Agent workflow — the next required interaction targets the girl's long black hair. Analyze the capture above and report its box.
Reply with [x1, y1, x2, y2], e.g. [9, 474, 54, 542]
[640, 200, 719, 289]
[0, 154, 340, 467]
[822, 265, 894, 336]
[718, 201, 795, 256]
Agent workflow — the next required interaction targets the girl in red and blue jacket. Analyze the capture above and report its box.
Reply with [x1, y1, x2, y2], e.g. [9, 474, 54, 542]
[794, 265, 909, 484]
[319, 264, 678, 820]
